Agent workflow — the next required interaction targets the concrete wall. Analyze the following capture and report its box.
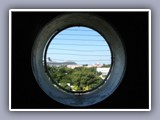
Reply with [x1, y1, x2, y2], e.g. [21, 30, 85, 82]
[31, 13, 126, 107]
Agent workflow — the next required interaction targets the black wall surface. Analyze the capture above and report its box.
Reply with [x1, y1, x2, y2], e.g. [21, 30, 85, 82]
[11, 12, 149, 109]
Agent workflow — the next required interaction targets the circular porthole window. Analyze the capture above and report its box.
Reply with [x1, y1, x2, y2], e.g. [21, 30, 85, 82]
[31, 13, 126, 107]
[44, 26, 112, 94]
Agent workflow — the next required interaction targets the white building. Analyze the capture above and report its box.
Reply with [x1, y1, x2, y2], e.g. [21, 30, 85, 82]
[96, 68, 110, 76]
[67, 64, 82, 69]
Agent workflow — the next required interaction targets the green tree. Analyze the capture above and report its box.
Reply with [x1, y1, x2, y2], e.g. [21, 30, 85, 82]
[47, 65, 103, 92]
[102, 64, 111, 68]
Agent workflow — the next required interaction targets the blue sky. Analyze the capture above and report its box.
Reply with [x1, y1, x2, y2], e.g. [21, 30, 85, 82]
[46, 26, 111, 65]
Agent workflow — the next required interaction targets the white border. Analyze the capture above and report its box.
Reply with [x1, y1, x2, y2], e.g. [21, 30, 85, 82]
[9, 9, 151, 111]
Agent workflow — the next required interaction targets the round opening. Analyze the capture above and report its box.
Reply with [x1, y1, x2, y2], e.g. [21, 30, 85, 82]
[31, 13, 126, 107]
[43, 26, 112, 94]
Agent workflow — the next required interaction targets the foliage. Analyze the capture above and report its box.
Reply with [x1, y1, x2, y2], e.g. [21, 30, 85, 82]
[47, 65, 103, 92]
[102, 64, 111, 68]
